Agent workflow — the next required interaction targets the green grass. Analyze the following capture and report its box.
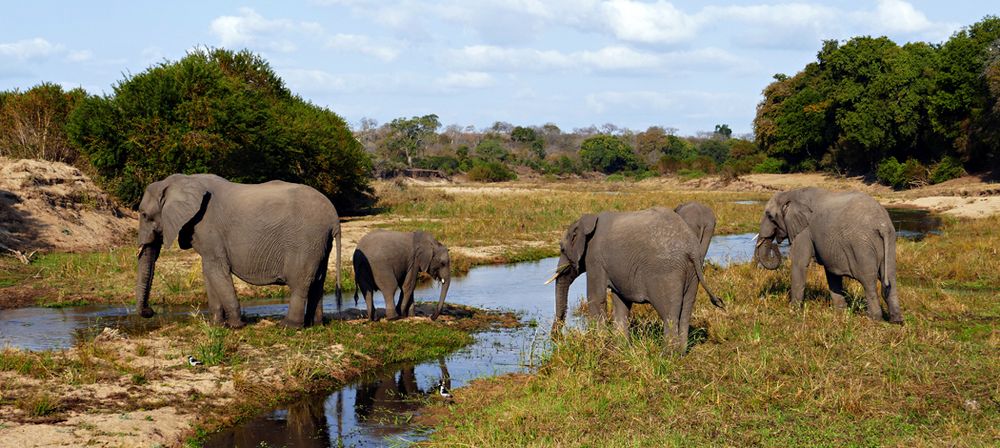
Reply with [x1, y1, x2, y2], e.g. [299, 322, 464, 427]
[423, 217, 1000, 446]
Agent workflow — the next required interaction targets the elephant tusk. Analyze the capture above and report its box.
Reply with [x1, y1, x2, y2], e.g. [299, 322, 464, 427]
[751, 233, 759, 241]
[543, 272, 560, 285]
[136, 246, 144, 258]
[440, 278, 445, 284]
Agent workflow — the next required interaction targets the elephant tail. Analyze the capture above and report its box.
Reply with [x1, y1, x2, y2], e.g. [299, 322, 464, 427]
[333, 227, 342, 296]
[690, 253, 726, 310]
[878, 226, 894, 289]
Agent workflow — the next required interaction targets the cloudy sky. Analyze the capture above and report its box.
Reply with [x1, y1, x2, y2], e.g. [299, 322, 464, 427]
[1, 1, 992, 135]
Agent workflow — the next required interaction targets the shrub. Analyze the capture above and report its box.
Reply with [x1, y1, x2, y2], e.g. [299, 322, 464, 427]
[929, 156, 966, 184]
[657, 155, 683, 174]
[475, 138, 509, 162]
[605, 173, 626, 182]
[686, 155, 717, 174]
[752, 157, 785, 174]
[579, 135, 641, 174]
[467, 160, 516, 182]
[415, 155, 460, 175]
[876, 157, 928, 189]
[677, 169, 707, 180]
[67, 48, 373, 211]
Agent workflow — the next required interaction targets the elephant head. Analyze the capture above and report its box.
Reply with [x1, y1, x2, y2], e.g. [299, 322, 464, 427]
[414, 232, 450, 320]
[674, 202, 715, 264]
[136, 175, 209, 318]
[550, 213, 597, 331]
[755, 190, 813, 270]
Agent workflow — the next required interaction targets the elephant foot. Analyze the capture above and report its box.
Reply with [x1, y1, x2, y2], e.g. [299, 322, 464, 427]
[386, 315, 403, 321]
[139, 307, 155, 318]
[278, 318, 305, 329]
[225, 319, 247, 329]
[888, 316, 904, 325]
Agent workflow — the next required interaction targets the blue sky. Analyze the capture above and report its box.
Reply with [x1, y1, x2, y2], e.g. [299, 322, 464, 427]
[1, 1, 993, 135]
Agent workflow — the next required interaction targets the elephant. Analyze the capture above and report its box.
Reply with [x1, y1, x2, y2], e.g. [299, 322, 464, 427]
[674, 201, 716, 264]
[754, 187, 902, 323]
[352, 230, 450, 321]
[135, 174, 341, 328]
[549, 208, 725, 353]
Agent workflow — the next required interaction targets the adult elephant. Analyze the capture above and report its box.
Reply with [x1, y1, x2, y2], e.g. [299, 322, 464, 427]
[135, 174, 342, 328]
[674, 201, 716, 264]
[754, 187, 902, 323]
[549, 208, 725, 353]
[352, 230, 450, 321]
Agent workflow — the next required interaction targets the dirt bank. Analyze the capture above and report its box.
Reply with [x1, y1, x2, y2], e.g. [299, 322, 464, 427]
[0, 157, 134, 254]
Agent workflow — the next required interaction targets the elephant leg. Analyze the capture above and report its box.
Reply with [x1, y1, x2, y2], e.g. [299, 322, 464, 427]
[861, 276, 886, 322]
[883, 278, 903, 324]
[610, 291, 631, 333]
[789, 229, 815, 309]
[306, 272, 326, 327]
[825, 269, 848, 310]
[282, 284, 310, 328]
[202, 260, 244, 328]
[364, 289, 376, 321]
[650, 281, 686, 355]
[677, 273, 698, 349]
[379, 284, 400, 320]
[585, 269, 609, 322]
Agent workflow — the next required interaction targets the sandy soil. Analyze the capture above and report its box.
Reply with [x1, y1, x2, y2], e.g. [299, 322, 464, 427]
[0, 158, 135, 253]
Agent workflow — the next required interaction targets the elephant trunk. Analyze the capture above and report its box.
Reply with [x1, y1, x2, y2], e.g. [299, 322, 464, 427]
[552, 258, 577, 334]
[431, 274, 450, 320]
[136, 243, 161, 318]
[754, 237, 782, 270]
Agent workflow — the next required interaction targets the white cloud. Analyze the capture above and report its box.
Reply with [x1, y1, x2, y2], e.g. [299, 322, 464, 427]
[445, 44, 748, 74]
[437, 71, 495, 90]
[0, 38, 62, 60]
[584, 89, 749, 119]
[209, 8, 321, 52]
[326, 34, 401, 62]
[599, 0, 700, 45]
[282, 68, 349, 93]
[67, 50, 93, 62]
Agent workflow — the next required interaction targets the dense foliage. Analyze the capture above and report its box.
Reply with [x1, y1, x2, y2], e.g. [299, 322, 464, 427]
[755, 17, 1000, 179]
[0, 83, 86, 163]
[66, 48, 372, 210]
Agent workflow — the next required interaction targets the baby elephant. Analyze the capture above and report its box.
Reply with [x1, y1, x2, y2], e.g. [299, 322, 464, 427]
[353, 230, 451, 321]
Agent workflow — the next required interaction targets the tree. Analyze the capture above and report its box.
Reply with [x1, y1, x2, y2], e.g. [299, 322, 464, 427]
[579, 135, 640, 174]
[67, 48, 372, 210]
[380, 114, 441, 166]
[475, 138, 509, 162]
[713, 124, 732, 139]
[0, 83, 86, 163]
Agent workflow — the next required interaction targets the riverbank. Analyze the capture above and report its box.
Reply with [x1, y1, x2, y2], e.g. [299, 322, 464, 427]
[0, 304, 515, 446]
[419, 215, 1000, 446]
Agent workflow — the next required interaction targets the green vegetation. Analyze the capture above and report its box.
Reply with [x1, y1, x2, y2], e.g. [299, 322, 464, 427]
[755, 16, 1000, 180]
[0, 83, 86, 163]
[579, 134, 642, 174]
[466, 160, 517, 182]
[65, 48, 372, 210]
[425, 216, 1000, 446]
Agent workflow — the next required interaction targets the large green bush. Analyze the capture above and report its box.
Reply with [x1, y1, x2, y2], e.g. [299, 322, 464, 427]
[579, 135, 641, 174]
[0, 83, 87, 163]
[876, 157, 929, 189]
[929, 156, 967, 184]
[467, 160, 517, 182]
[67, 48, 372, 211]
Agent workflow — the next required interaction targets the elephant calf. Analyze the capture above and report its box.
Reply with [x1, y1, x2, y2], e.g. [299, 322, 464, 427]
[550, 206, 725, 354]
[755, 187, 902, 323]
[353, 230, 451, 321]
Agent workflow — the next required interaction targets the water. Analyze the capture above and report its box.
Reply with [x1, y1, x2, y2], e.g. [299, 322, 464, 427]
[887, 207, 943, 241]
[0, 209, 942, 446]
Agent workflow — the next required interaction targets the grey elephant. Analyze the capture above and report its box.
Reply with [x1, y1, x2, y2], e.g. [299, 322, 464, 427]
[136, 174, 342, 328]
[549, 208, 725, 353]
[673, 201, 716, 264]
[754, 187, 902, 323]
[352, 230, 450, 321]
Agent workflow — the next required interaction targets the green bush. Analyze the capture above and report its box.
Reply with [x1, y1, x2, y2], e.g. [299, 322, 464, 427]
[467, 160, 516, 182]
[752, 157, 785, 174]
[605, 173, 626, 182]
[876, 157, 928, 189]
[686, 155, 717, 174]
[475, 138, 509, 162]
[415, 155, 460, 175]
[66, 48, 373, 211]
[657, 155, 683, 174]
[0, 83, 87, 163]
[929, 156, 966, 184]
[677, 169, 707, 180]
[579, 135, 641, 174]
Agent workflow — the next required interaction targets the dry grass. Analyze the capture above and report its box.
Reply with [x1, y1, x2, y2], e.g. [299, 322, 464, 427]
[423, 216, 1000, 446]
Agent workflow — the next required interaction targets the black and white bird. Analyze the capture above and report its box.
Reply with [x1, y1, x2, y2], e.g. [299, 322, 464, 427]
[187, 355, 203, 366]
[436, 380, 452, 399]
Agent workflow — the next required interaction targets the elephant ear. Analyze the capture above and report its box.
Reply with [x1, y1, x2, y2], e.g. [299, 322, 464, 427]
[413, 232, 435, 272]
[161, 181, 209, 249]
[566, 214, 598, 268]
[781, 201, 812, 242]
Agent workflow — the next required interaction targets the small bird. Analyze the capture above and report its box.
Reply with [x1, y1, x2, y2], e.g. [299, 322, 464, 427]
[187, 355, 203, 366]
[437, 380, 452, 399]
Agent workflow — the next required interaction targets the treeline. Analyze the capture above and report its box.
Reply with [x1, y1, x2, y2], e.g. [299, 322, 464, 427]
[755, 16, 1000, 187]
[356, 117, 781, 182]
[0, 48, 372, 211]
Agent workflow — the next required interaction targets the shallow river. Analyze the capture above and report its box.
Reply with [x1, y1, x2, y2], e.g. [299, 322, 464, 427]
[0, 207, 938, 446]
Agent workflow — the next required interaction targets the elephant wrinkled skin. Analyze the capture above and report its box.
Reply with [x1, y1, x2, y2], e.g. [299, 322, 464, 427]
[755, 187, 902, 323]
[353, 230, 451, 321]
[135, 174, 342, 328]
[551, 206, 725, 354]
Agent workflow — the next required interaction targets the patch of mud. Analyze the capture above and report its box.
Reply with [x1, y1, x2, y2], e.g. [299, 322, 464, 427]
[0, 158, 135, 253]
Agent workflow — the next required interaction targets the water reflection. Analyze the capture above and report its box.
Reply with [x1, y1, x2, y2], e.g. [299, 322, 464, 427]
[205, 359, 454, 447]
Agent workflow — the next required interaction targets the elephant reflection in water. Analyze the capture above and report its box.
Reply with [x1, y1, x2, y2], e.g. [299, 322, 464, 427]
[207, 395, 330, 447]
[352, 358, 452, 438]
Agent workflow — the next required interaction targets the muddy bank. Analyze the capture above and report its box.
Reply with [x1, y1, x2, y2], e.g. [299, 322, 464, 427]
[0, 304, 513, 447]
